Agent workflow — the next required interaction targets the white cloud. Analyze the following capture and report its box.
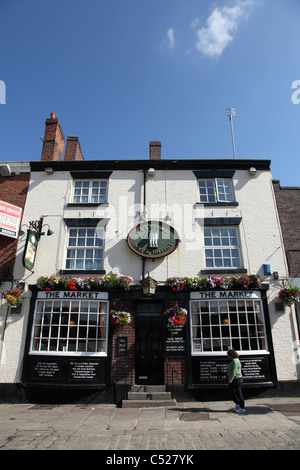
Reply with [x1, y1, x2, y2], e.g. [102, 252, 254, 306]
[166, 28, 175, 49]
[194, 0, 255, 59]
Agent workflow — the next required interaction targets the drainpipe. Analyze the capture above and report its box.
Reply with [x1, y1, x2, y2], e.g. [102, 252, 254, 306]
[142, 169, 147, 280]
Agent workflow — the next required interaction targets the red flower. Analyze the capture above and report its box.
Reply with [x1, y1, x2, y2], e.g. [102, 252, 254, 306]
[45, 287, 51, 291]
[69, 282, 77, 291]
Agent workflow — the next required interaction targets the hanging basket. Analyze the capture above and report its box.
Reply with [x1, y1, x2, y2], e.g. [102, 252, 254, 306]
[2, 289, 23, 308]
[164, 305, 188, 331]
[110, 310, 132, 331]
[278, 287, 300, 306]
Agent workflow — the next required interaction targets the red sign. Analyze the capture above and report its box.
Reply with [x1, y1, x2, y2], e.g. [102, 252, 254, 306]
[0, 200, 22, 239]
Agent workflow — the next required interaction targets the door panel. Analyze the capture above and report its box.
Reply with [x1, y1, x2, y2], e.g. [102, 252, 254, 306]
[135, 303, 164, 385]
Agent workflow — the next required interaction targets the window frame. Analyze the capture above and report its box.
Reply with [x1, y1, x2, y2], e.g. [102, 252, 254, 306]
[72, 179, 108, 205]
[29, 295, 109, 357]
[189, 293, 269, 356]
[64, 226, 105, 272]
[204, 226, 242, 270]
[198, 178, 234, 204]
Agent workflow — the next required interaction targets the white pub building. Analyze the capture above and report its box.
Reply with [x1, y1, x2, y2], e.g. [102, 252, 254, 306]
[0, 113, 299, 403]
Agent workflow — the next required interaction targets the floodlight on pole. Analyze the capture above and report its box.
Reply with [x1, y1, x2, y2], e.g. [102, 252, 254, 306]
[227, 108, 236, 159]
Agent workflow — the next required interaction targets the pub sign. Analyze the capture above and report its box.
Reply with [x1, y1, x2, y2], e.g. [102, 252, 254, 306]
[127, 221, 180, 259]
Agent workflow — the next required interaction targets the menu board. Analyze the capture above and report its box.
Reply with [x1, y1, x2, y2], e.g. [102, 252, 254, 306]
[165, 327, 186, 356]
[192, 355, 273, 385]
[32, 360, 62, 380]
[117, 337, 128, 356]
[27, 356, 106, 386]
[68, 361, 100, 381]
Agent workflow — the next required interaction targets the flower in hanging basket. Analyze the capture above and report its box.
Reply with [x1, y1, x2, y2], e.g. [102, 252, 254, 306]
[164, 305, 188, 331]
[110, 309, 132, 329]
[2, 289, 23, 308]
[278, 286, 300, 306]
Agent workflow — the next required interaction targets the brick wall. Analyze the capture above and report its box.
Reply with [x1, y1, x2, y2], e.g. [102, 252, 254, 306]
[111, 300, 135, 384]
[149, 141, 161, 160]
[41, 113, 65, 162]
[64, 136, 84, 161]
[273, 180, 300, 277]
[0, 172, 30, 281]
[111, 299, 187, 386]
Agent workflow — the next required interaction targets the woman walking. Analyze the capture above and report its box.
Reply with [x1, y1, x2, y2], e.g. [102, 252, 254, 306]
[227, 349, 245, 414]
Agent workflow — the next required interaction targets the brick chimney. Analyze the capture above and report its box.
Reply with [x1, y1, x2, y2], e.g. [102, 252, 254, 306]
[64, 135, 84, 161]
[41, 113, 65, 161]
[149, 141, 161, 160]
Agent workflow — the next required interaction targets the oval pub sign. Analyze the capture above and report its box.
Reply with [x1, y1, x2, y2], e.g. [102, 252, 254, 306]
[127, 221, 180, 259]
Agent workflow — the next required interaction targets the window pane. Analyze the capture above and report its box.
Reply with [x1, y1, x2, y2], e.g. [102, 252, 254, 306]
[65, 227, 104, 271]
[73, 180, 107, 203]
[204, 227, 241, 269]
[190, 299, 267, 354]
[31, 299, 108, 355]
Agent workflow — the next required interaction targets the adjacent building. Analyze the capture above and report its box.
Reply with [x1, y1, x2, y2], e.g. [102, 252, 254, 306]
[0, 113, 299, 402]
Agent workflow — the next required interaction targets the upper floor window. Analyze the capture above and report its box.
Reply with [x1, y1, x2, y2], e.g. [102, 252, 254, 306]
[65, 228, 104, 271]
[204, 227, 241, 269]
[73, 180, 108, 204]
[198, 179, 233, 203]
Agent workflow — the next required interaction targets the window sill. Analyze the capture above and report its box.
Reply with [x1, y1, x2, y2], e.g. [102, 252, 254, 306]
[59, 270, 106, 275]
[29, 351, 108, 357]
[191, 351, 270, 357]
[200, 269, 247, 275]
[67, 203, 108, 207]
[196, 202, 239, 207]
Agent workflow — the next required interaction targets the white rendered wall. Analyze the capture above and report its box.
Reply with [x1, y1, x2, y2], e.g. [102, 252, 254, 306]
[7, 165, 298, 384]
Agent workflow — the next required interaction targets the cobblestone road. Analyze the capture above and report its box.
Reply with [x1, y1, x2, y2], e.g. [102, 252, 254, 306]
[0, 397, 300, 452]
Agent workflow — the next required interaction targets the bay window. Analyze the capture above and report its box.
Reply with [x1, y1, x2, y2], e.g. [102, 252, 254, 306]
[30, 296, 108, 356]
[190, 294, 268, 355]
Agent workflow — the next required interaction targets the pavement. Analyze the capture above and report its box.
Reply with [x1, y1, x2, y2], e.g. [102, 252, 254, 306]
[1, 394, 300, 452]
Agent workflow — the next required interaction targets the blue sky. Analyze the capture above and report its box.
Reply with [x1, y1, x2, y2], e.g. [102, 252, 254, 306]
[0, 0, 300, 186]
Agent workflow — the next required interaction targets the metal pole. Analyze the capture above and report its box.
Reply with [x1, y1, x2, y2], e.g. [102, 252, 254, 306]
[227, 108, 236, 159]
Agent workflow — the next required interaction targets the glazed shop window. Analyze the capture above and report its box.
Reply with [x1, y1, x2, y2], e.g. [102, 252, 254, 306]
[204, 227, 241, 269]
[73, 180, 108, 204]
[198, 179, 233, 203]
[65, 228, 104, 270]
[190, 298, 267, 355]
[30, 299, 108, 355]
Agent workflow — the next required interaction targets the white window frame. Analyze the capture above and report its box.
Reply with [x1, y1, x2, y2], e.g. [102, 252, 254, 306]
[30, 293, 109, 356]
[204, 226, 242, 269]
[73, 179, 108, 204]
[189, 292, 269, 356]
[198, 178, 234, 203]
[65, 227, 104, 271]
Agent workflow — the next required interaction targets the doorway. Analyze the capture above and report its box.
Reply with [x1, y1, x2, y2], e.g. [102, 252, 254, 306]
[135, 302, 164, 385]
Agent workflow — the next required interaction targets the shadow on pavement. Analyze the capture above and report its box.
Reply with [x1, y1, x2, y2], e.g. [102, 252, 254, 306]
[171, 406, 274, 415]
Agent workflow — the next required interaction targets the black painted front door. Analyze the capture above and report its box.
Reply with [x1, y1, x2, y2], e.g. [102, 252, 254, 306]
[135, 303, 164, 385]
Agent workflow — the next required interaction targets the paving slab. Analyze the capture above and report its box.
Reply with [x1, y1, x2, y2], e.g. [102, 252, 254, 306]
[0, 397, 300, 450]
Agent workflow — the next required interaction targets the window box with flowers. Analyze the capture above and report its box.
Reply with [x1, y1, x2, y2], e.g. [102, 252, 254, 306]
[36, 274, 133, 292]
[278, 286, 300, 306]
[166, 274, 261, 292]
